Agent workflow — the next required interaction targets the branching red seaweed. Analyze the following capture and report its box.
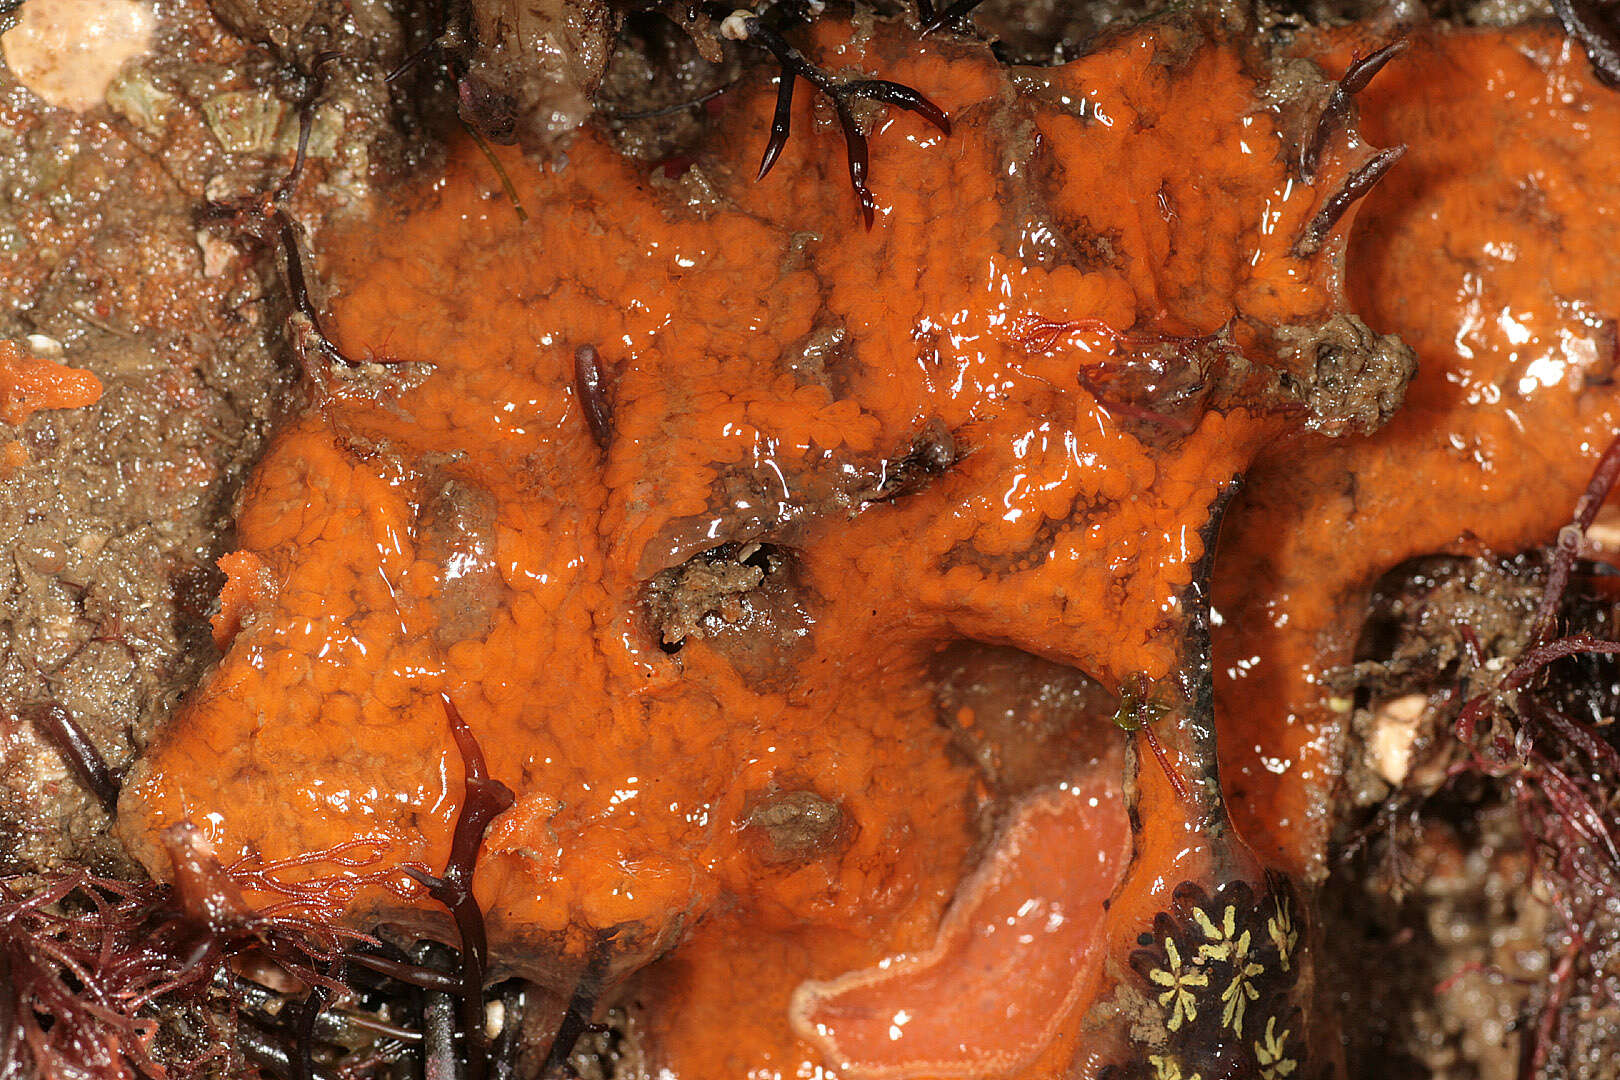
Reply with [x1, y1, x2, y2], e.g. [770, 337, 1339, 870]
[1435, 431, 1620, 1076]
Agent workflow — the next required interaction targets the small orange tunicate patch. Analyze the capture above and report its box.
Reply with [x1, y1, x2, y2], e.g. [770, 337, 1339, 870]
[1215, 26, 1620, 877]
[0, 341, 103, 425]
[121, 17, 1389, 1076]
[212, 550, 275, 650]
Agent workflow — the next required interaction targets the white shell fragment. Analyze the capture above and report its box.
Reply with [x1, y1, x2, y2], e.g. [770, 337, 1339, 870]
[1, 0, 155, 112]
[1370, 692, 1427, 787]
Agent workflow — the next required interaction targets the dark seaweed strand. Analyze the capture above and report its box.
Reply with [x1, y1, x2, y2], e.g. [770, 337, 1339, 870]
[1297, 145, 1404, 253]
[346, 950, 464, 993]
[1553, 0, 1620, 87]
[1532, 429, 1620, 640]
[573, 344, 614, 448]
[731, 15, 951, 228]
[422, 981, 457, 1080]
[25, 702, 120, 814]
[404, 694, 515, 1080]
[414, 943, 460, 1080]
[921, 0, 987, 34]
[487, 982, 527, 1080]
[273, 213, 363, 372]
[291, 985, 329, 1080]
[537, 935, 615, 1078]
[275, 51, 343, 205]
[1300, 40, 1408, 181]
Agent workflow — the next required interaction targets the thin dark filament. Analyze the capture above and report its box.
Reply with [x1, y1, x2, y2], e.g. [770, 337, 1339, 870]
[1299, 145, 1405, 251]
[24, 702, 120, 814]
[921, 0, 987, 34]
[738, 16, 950, 228]
[1300, 40, 1408, 180]
[387, 41, 441, 85]
[274, 215, 362, 371]
[275, 52, 342, 205]
[607, 82, 736, 122]
[197, 51, 405, 373]
[538, 939, 613, 1078]
[462, 119, 530, 222]
[1552, 0, 1620, 87]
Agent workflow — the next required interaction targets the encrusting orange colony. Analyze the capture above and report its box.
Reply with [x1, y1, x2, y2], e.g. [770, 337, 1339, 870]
[0, 339, 102, 428]
[110, 13, 1620, 1080]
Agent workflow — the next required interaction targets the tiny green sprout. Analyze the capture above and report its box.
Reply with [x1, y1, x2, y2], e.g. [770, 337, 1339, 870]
[1113, 674, 1190, 800]
[1113, 678, 1170, 733]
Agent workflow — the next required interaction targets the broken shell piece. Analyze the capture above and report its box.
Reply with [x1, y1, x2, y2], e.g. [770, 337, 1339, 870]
[1580, 502, 1620, 561]
[104, 69, 172, 132]
[1369, 692, 1427, 787]
[23, 334, 62, 359]
[202, 90, 344, 158]
[1, 0, 154, 113]
[202, 91, 288, 154]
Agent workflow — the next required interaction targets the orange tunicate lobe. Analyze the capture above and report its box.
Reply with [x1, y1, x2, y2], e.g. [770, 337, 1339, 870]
[111, 15, 1620, 1080]
[0, 340, 102, 426]
[791, 764, 1130, 1080]
[1217, 26, 1620, 875]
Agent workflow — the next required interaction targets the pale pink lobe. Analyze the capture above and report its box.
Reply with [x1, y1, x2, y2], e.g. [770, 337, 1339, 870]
[790, 768, 1131, 1079]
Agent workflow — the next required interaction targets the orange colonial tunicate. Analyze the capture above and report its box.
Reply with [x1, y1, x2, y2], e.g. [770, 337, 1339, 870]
[119, 15, 1406, 1078]
[0, 340, 102, 426]
[1215, 25, 1620, 881]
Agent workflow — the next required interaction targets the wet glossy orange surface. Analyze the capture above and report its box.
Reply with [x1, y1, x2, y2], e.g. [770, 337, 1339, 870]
[113, 14, 1620, 1080]
[0, 340, 102, 426]
[1216, 26, 1620, 875]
